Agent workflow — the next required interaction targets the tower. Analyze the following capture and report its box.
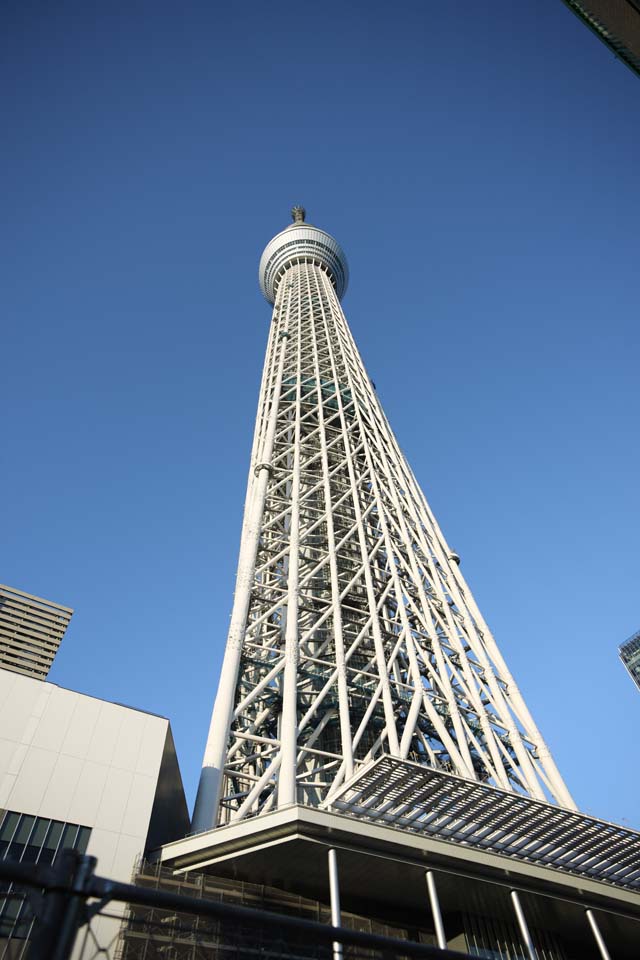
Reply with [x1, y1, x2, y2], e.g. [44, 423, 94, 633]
[150, 210, 640, 960]
[191, 208, 575, 833]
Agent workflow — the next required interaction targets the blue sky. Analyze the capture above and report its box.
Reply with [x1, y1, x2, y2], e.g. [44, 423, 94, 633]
[2, 1, 639, 829]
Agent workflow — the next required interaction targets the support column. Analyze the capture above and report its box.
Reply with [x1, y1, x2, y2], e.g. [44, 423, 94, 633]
[586, 910, 612, 960]
[425, 870, 446, 950]
[510, 890, 537, 960]
[328, 848, 342, 960]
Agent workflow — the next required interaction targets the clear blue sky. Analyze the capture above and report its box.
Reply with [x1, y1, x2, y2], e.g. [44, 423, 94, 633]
[2, 1, 638, 829]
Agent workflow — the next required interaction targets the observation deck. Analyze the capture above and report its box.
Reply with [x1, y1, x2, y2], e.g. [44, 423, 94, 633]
[259, 206, 349, 304]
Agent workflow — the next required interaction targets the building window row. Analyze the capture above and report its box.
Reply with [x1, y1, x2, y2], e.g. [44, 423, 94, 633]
[0, 809, 92, 944]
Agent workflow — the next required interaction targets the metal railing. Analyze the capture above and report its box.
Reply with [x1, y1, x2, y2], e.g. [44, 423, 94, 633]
[0, 850, 474, 960]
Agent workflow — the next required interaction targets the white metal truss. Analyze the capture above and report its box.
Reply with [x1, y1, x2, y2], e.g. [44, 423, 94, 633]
[191, 210, 575, 834]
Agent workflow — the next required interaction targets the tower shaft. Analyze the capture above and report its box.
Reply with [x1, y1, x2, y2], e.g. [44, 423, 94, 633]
[192, 223, 574, 833]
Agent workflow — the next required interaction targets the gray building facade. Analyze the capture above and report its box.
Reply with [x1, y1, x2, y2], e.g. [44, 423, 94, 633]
[0, 670, 188, 955]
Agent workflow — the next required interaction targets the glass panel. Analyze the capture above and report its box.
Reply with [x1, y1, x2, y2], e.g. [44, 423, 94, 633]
[30, 818, 48, 848]
[57, 822, 78, 854]
[7, 816, 35, 862]
[23, 817, 49, 863]
[519, 889, 598, 960]
[0, 889, 23, 924]
[21, 845, 39, 864]
[37, 845, 55, 865]
[43, 819, 63, 851]
[14, 908, 35, 941]
[75, 826, 91, 855]
[0, 881, 34, 942]
[0, 812, 91, 882]
[0, 811, 18, 843]
[13, 817, 34, 846]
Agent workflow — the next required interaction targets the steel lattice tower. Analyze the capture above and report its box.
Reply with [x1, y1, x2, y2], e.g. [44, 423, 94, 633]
[192, 208, 575, 833]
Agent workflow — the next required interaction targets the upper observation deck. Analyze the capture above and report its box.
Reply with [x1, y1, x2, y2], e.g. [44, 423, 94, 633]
[258, 206, 349, 304]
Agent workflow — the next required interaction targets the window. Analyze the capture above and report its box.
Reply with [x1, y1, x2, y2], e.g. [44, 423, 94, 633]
[0, 809, 91, 945]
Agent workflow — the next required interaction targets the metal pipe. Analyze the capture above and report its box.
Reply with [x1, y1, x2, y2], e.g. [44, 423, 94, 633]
[425, 870, 447, 950]
[328, 848, 342, 960]
[586, 909, 611, 960]
[510, 890, 537, 960]
[309, 272, 354, 779]
[279, 319, 302, 806]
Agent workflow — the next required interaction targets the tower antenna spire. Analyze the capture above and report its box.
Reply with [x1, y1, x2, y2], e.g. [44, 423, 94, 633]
[291, 205, 306, 223]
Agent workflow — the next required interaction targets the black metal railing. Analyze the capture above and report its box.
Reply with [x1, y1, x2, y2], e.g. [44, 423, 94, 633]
[0, 851, 474, 960]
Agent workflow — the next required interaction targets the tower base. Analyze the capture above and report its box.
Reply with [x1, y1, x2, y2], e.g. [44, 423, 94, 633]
[147, 801, 640, 959]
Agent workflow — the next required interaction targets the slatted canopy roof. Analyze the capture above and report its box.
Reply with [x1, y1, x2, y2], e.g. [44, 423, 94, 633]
[326, 755, 640, 892]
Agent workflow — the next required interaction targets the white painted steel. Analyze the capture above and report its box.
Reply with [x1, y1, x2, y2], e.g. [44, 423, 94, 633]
[192, 213, 576, 833]
[425, 871, 446, 949]
[585, 910, 612, 960]
[328, 848, 343, 960]
[510, 890, 538, 960]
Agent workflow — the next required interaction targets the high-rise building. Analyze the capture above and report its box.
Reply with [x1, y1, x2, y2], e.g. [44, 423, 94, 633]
[620, 629, 640, 691]
[155, 211, 640, 958]
[0, 583, 73, 679]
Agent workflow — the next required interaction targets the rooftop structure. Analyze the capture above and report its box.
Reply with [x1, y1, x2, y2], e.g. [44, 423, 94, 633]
[0, 583, 73, 679]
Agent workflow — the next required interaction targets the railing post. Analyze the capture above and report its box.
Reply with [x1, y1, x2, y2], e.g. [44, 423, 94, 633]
[328, 848, 342, 960]
[425, 870, 447, 949]
[30, 849, 97, 960]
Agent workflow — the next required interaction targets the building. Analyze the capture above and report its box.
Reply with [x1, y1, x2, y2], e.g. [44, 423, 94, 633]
[0, 668, 189, 954]
[0, 583, 73, 679]
[144, 210, 639, 959]
[561, 0, 640, 77]
[620, 629, 640, 691]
